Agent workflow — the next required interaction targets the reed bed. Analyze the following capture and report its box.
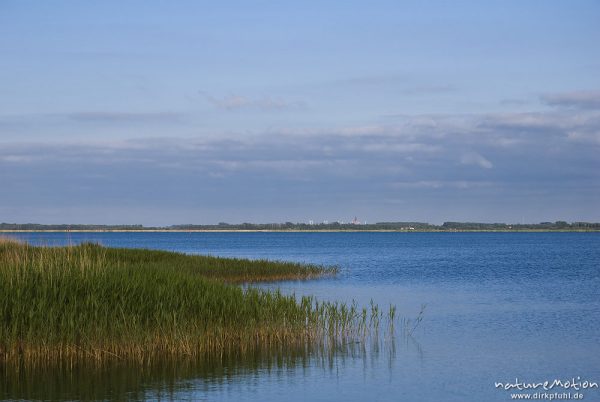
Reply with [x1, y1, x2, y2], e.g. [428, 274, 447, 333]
[0, 239, 394, 366]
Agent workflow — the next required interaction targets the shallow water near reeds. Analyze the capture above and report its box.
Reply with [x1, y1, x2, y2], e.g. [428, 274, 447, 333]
[3, 232, 600, 401]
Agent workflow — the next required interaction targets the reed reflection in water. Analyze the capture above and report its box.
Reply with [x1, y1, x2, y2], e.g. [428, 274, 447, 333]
[1, 328, 422, 401]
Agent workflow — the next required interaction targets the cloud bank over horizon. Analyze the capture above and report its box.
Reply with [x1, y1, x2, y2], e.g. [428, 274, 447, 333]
[2, 93, 598, 225]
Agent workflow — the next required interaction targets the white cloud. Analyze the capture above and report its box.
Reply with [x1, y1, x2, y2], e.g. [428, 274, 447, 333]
[460, 152, 493, 169]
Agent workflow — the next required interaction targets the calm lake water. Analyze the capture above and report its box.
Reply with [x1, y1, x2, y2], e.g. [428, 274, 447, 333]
[3, 232, 600, 401]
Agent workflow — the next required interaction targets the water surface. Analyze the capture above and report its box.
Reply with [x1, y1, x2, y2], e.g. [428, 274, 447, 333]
[3, 232, 599, 401]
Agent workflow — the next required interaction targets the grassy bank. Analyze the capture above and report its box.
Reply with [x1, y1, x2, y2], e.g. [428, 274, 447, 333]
[0, 238, 383, 365]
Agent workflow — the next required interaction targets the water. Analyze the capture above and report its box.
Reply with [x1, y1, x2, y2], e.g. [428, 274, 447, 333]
[3, 232, 600, 401]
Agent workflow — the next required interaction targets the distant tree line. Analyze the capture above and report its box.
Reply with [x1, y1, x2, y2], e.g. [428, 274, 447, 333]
[169, 221, 436, 231]
[439, 221, 600, 230]
[0, 223, 145, 231]
[1, 221, 599, 231]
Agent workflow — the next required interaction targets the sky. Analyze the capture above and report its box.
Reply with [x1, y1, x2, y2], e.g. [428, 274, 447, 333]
[1, 1, 599, 225]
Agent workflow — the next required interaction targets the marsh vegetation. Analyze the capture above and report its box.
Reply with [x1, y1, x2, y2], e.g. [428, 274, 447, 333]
[0, 238, 394, 366]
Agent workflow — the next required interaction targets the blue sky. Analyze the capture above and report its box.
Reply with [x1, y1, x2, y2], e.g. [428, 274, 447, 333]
[1, 1, 599, 225]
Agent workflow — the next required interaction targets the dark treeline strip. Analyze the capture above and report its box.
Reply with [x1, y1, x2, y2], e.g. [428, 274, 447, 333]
[1, 221, 599, 231]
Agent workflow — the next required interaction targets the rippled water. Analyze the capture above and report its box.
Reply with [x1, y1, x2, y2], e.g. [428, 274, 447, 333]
[3, 232, 600, 401]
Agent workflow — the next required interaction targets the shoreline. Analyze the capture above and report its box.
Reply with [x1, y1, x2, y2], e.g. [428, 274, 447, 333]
[1, 229, 599, 233]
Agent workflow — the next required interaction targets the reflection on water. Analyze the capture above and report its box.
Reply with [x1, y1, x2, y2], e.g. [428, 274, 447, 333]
[1, 332, 411, 401]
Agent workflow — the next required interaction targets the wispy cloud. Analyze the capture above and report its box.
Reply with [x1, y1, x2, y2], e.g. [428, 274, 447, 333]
[318, 73, 456, 96]
[0, 111, 185, 130]
[391, 180, 492, 189]
[326, 72, 410, 87]
[541, 90, 600, 110]
[566, 130, 600, 145]
[0, 155, 33, 163]
[398, 85, 456, 95]
[203, 93, 306, 111]
[67, 111, 184, 123]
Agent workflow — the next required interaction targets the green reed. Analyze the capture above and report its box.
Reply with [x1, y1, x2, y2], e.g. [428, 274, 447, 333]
[0, 239, 397, 365]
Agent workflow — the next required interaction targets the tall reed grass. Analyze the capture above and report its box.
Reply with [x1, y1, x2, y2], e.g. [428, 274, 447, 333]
[0, 239, 394, 366]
